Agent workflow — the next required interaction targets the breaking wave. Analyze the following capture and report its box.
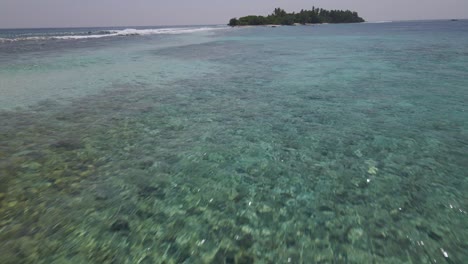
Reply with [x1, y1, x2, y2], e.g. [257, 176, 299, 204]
[365, 21, 393, 24]
[0, 27, 227, 42]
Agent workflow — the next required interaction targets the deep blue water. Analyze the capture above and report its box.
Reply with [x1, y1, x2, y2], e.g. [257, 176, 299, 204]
[0, 20, 467, 263]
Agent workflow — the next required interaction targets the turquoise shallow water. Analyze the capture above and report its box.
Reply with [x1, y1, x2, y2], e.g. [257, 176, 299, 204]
[0, 21, 467, 263]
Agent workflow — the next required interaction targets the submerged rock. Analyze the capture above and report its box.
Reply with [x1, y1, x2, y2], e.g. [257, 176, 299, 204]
[347, 227, 364, 243]
[211, 248, 236, 264]
[236, 253, 255, 264]
[428, 230, 443, 241]
[138, 185, 166, 199]
[94, 186, 113, 200]
[110, 219, 130, 232]
[138, 157, 154, 169]
[236, 233, 254, 249]
[51, 138, 82, 150]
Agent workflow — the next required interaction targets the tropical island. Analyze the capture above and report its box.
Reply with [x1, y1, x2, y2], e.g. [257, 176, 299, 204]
[229, 7, 365, 26]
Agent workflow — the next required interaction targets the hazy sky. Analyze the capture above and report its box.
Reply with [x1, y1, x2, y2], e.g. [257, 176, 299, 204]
[0, 0, 467, 28]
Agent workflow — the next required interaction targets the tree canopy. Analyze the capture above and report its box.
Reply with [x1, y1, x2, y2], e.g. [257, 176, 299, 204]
[228, 7, 365, 26]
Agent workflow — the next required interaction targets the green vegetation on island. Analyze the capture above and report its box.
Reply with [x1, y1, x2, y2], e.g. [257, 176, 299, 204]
[229, 7, 365, 26]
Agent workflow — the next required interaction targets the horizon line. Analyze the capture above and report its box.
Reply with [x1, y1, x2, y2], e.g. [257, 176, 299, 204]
[0, 18, 466, 30]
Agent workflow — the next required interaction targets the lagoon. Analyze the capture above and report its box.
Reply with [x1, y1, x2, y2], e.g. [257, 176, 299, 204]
[0, 21, 467, 263]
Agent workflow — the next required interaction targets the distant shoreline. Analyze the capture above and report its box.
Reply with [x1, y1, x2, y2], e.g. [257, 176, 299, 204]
[230, 22, 358, 28]
[228, 7, 365, 26]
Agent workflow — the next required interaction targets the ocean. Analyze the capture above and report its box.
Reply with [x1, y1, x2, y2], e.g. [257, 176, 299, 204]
[0, 21, 467, 263]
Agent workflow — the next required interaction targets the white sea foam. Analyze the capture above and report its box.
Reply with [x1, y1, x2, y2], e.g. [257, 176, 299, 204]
[1, 27, 227, 42]
[365, 21, 393, 24]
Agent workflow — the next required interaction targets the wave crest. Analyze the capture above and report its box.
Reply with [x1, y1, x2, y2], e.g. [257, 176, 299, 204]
[365, 21, 393, 24]
[0, 27, 226, 42]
